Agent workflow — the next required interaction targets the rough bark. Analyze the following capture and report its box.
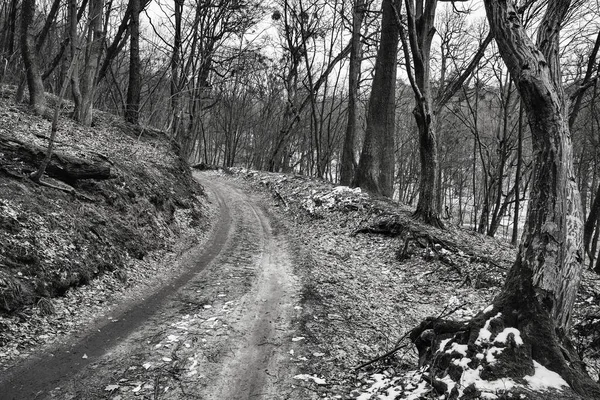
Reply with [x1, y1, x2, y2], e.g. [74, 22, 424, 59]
[170, 0, 184, 137]
[352, 0, 399, 197]
[339, 0, 365, 186]
[76, 0, 104, 126]
[20, 0, 46, 115]
[69, 0, 82, 115]
[125, 0, 141, 124]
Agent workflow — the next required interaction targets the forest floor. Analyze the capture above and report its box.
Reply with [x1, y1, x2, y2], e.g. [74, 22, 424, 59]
[1, 88, 600, 399]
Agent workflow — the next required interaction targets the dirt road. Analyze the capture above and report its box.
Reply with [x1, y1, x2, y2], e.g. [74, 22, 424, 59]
[0, 172, 300, 399]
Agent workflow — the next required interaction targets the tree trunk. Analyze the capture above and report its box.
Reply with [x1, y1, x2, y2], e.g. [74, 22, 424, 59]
[170, 0, 183, 137]
[20, 0, 46, 115]
[413, 110, 441, 226]
[125, 0, 141, 124]
[352, 0, 399, 197]
[76, 0, 104, 126]
[69, 0, 82, 115]
[339, 0, 365, 186]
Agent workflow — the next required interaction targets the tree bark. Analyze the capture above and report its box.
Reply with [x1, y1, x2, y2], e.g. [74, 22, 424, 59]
[125, 0, 141, 124]
[76, 0, 104, 126]
[170, 0, 183, 137]
[352, 0, 399, 197]
[20, 0, 46, 115]
[339, 0, 365, 186]
[69, 0, 82, 115]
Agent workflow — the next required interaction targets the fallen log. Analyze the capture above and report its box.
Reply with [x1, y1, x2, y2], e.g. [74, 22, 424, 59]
[0, 136, 111, 183]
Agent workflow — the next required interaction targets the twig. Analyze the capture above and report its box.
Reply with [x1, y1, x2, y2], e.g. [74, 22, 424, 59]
[437, 302, 468, 320]
[354, 330, 413, 371]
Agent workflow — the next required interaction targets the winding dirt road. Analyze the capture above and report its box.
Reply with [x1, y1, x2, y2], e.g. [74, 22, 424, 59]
[0, 172, 300, 399]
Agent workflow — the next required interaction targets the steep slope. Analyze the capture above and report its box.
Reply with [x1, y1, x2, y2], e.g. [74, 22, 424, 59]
[0, 87, 208, 359]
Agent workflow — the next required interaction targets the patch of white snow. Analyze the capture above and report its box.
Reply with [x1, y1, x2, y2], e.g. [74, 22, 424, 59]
[438, 338, 452, 352]
[524, 361, 570, 391]
[494, 328, 524, 346]
[293, 374, 326, 385]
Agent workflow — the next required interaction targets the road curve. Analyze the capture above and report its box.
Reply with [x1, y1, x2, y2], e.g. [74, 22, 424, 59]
[0, 172, 299, 399]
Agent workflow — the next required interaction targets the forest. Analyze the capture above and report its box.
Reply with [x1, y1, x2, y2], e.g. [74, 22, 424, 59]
[2, 0, 599, 266]
[2, 0, 600, 398]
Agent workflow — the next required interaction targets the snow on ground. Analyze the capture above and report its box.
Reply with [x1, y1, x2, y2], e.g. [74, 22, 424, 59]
[524, 361, 570, 391]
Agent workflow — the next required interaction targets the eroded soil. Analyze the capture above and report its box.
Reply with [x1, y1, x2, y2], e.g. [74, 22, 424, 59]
[0, 172, 301, 399]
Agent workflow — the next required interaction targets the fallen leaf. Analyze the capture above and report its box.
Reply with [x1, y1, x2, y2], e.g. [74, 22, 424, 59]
[104, 384, 119, 391]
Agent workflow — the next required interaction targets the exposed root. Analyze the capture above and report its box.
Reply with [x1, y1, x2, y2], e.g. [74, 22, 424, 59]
[406, 292, 600, 399]
[412, 209, 446, 230]
[353, 214, 507, 274]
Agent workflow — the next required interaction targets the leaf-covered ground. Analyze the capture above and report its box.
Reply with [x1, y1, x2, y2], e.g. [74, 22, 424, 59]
[223, 168, 600, 399]
[0, 87, 210, 367]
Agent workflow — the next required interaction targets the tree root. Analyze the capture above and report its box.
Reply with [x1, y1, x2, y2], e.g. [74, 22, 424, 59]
[408, 293, 600, 399]
[29, 175, 95, 202]
[353, 213, 508, 273]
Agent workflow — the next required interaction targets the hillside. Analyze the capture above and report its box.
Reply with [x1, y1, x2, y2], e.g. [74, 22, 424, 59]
[0, 87, 209, 363]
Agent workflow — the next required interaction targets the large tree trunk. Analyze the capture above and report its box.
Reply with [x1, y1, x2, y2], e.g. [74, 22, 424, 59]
[339, 0, 365, 186]
[125, 0, 141, 124]
[489, 0, 582, 334]
[352, 0, 399, 197]
[20, 0, 46, 115]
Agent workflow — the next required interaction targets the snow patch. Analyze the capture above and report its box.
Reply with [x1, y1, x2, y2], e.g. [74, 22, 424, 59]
[446, 342, 468, 356]
[453, 357, 472, 369]
[494, 327, 524, 346]
[476, 313, 502, 345]
[293, 374, 326, 385]
[438, 338, 452, 352]
[524, 361, 570, 391]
